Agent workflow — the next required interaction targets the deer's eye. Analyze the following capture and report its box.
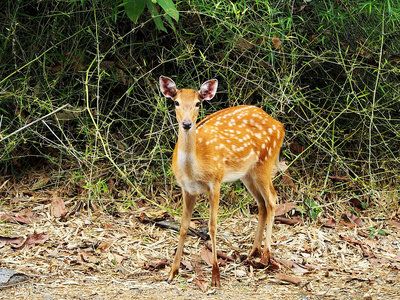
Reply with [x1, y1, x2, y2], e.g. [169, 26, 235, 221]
[195, 102, 201, 107]
[174, 101, 180, 107]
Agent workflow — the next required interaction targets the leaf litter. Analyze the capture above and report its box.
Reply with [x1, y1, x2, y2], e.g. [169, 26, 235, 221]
[0, 197, 399, 299]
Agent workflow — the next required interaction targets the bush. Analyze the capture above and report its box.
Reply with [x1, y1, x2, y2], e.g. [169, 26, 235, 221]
[0, 0, 399, 217]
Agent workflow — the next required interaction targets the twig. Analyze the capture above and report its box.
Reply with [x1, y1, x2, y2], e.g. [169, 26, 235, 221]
[0, 104, 70, 143]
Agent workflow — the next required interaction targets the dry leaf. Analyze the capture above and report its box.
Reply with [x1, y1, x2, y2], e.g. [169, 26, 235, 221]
[345, 212, 364, 226]
[328, 175, 351, 183]
[1, 210, 34, 224]
[205, 244, 235, 261]
[272, 35, 281, 49]
[340, 221, 356, 228]
[50, 195, 68, 218]
[369, 258, 388, 265]
[97, 242, 111, 252]
[275, 216, 304, 225]
[79, 250, 100, 264]
[194, 277, 208, 292]
[108, 253, 124, 264]
[292, 262, 310, 275]
[323, 218, 336, 228]
[275, 273, 302, 285]
[339, 235, 375, 258]
[143, 259, 169, 271]
[0, 236, 23, 244]
[275, 202, 298, 216]
[201, 247, 213, 266]
[276, 258, 294, 269]
[12, 233, 49, 250]
[388, 220, 400, 228]
[0, 214, 18, 224]
[180, 260, 193, 271]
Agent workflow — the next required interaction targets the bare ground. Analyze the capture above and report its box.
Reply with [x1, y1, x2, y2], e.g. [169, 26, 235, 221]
[1, 195, 400, 300]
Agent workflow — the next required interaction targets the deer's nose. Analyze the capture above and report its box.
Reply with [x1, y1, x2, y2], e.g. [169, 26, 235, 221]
[182, 121, 192, 130]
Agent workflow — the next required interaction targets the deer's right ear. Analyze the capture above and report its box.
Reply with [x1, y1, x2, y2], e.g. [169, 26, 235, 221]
[160, 76, 177, 98]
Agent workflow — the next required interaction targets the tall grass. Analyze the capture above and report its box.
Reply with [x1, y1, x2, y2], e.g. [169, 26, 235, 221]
[0, 0, 399, 219]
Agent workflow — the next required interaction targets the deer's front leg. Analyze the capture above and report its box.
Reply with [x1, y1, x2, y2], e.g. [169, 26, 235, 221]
[209, 184, 221, 287]
[167, 191, 196, 283]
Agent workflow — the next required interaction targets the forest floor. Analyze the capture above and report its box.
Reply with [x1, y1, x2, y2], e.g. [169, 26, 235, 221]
[1, 173, 400, 300]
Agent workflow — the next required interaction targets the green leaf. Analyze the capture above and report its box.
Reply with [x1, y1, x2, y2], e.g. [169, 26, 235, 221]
[158, 0, 179, 22]
[124, 0, 146, 23]
[147, 1, 167, 32]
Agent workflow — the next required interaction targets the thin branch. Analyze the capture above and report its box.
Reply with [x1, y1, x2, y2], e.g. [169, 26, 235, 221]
[0, 104, 70, 143]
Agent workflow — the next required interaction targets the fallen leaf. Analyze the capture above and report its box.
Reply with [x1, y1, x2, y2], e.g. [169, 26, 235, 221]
[275, 216, 304, 225]
[12, 233, 49, 250]
[79, 250, 100, 264]
[275, 273, 302, 285]
[323, 218, 336, 228]
[349, 198, 363, 209]
[201, 247, 213, 266]
[282, 172, 296, 190]
[205, 244, 235, 261]
[345, 212, 363, 226]
[328, 175, 351, 183]
[340, 221, 356, 228]
[290, 141, 303, 154]
[292, 262, 310, 275]
[143, 258, 169, 271]
[274, 202, 298, 216]
[388, 220, 400, 228]
[180, 260, 193, 271]
[0, 214, 18, 224]
[108, 253, 124, 264]
[369, 258, 388, 265]
[272, 35, 281, 49]
[191, 261, 203, 276]
[50, 195, 68, 218]
[275, 258, 294, 269]
[0, 236, 23, 244]
[97, 242, 111, 252]
[194, 277, 208, 292]
[339, 235, 375, 258]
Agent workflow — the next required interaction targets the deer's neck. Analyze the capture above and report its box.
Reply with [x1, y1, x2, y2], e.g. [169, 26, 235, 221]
[176, 128, 197, 176]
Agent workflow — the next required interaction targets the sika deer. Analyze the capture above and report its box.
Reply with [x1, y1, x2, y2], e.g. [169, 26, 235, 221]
[160, 76, 284, 287]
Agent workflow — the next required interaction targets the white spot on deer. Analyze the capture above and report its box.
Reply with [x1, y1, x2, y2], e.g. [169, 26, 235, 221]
[268, 148, 272, 156]
[277, 130, 280, 139]
[272, 124, 277, 130]
[197, 138, 203, 143]
[255, 133, 261, 139]
[268, 128, 273, 134]
[262, 143, 266, 149]
[273, 140, 276, 148]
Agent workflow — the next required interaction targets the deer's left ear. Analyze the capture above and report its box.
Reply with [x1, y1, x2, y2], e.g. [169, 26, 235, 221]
[199, 79, 218, 100]
[160, 76, 177, 98]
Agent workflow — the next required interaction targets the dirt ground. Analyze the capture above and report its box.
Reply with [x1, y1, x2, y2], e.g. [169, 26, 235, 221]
[1, 199, 400, 300]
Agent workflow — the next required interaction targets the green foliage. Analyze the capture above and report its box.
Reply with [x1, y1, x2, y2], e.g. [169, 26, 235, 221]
[123, 0, 179, 32]
[0, 0, 399, 218]
[300, 199, 323, 221]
